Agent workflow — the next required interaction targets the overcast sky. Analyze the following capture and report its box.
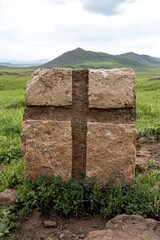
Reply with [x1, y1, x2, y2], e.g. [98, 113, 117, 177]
[0, 0, 160, 60]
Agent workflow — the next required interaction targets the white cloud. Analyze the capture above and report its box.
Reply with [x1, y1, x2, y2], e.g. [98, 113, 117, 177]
[0, 0, 160, 60]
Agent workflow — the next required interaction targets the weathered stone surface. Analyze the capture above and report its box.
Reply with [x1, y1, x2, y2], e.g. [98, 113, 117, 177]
[22, 120, 72, 180]
[86, 122, 136, 185]
[0, 189, 16, 207]
[88, 68, 135, 109]
[26, 68, 72, 106]
[22, 68, 136, 184]
[86, 215, 160, 240]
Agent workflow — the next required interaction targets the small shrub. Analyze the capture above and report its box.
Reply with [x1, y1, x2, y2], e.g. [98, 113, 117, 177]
[17, 177, 90, 216]
[16, 171, 160, 220]
[0, 207, 17, 238]
[125, 176, 160, 219]
[100, 184, 131, 218]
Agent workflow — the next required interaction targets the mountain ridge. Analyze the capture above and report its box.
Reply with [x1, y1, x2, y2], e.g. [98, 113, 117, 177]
[42, 48, 160, 70]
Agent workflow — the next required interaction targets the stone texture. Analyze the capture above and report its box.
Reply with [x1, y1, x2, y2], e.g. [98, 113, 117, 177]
[22, 120, 72, 180]
[0, 189, 16, 207]
[88, 68, 135, 109]
[85, 215, 160, 240]
[26, 68, 72, 106]
[22, 68, 136, 184]
[86, 122, 136, 185]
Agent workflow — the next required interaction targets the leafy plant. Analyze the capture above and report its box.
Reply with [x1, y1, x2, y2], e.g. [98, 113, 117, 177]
[16, 171, 160, 220]
[0, 207, 17, 239]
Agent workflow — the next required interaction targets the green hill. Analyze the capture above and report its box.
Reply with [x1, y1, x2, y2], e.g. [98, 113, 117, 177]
[42, 48, 160, 71]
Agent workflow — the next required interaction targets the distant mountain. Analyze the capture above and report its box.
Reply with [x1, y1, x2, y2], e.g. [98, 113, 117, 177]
[42, 48, 160, 70]
[0, 59, 51, 68]
[1, 49, 160, 70]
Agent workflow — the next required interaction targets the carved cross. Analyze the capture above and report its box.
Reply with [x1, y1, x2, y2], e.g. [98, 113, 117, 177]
[22, 68, 136, 184]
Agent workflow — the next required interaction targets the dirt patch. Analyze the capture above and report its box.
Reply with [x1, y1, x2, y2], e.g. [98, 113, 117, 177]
[148, 77, 160, 81]
[10, 210, 106, 240]
[136, 141, 160, 170]
[6, 211, 160, 240]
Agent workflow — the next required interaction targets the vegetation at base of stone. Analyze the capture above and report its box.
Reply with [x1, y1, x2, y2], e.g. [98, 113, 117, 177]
[0, 207, 18, 239]
[17, 171, 160, 220]
[1, 171, 159, 238]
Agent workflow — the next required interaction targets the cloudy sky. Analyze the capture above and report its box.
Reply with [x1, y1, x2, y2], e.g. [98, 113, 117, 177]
[0, 0, 160, 60]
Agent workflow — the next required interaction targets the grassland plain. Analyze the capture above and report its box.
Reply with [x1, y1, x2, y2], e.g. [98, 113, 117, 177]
[0, 69, 29, 194]
[0, 67, 160, 239]
[136, 71, 160, 140]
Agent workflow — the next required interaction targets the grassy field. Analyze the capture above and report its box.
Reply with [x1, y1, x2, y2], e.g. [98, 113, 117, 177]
[0, 70, 29, 196]
[136, 71, 160, 138]
[0, 67, 159, 238]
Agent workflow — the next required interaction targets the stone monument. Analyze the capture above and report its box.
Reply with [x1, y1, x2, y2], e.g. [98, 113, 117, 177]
[22, 68, 136, 185]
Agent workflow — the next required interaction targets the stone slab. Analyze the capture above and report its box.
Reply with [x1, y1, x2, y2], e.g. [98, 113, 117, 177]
[86, 122, 136, 185]
[0, 189, 16, 208]
[88, 68, 135, 109]
[86, 215, 160, 240]
[22, 120, 72, 180]
[26, 68, 72, 106]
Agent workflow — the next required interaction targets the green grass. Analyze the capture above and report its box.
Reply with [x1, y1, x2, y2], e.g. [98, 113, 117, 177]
[0, 71, 28, 165]
[0, 70, 26, 238]
[0, 159, 24, 192]
[0, 75, 28, 91]
[136, 71, 160, 139]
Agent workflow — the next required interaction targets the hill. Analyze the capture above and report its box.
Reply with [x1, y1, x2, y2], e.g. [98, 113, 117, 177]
[42, 48, 160, 70]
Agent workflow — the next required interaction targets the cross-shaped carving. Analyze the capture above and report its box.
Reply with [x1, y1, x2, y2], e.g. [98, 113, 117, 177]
[22, 68, 136, 184]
